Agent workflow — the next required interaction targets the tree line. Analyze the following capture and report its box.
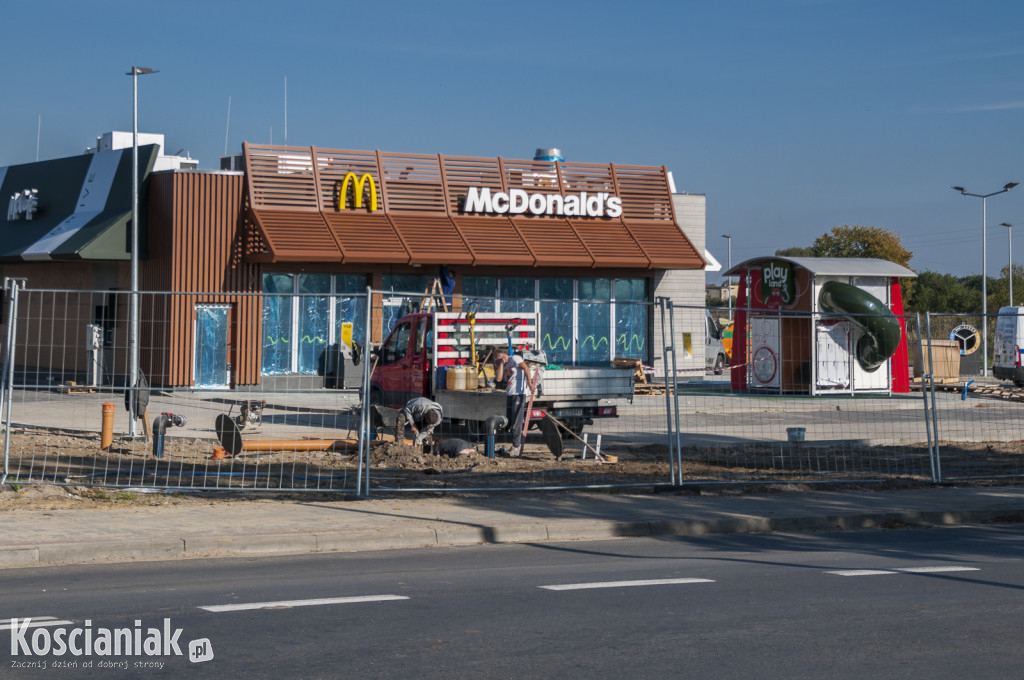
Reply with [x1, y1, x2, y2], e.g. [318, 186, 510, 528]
[707, 225, 1023, 314]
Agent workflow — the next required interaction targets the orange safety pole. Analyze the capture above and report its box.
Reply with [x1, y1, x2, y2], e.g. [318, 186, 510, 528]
[101, 402, 114, 450]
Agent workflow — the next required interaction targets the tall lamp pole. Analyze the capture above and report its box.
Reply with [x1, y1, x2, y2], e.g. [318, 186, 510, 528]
[953, 182, 1019, 377]
[721, 234, 733, 319]
[126, 66, 157, 436]
[1002, 222, 1015, 307]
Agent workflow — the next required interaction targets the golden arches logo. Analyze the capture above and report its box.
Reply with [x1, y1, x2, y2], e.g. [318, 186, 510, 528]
[337, 172, 378, 211]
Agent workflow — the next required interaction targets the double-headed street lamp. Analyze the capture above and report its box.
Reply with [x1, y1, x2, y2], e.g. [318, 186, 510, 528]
[126, 66, 157, 436]
[721, 234, 732, 319]
[1002, 222, 1015, 307]
[952, 182, 1019, 377]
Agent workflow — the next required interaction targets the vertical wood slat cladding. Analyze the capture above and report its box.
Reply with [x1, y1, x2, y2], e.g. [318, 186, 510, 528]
[243, 144, 702, 269]
[146, 172, 260, 387]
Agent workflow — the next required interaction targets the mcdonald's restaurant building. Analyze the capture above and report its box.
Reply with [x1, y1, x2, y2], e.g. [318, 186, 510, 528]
[0, 139, 708, 389]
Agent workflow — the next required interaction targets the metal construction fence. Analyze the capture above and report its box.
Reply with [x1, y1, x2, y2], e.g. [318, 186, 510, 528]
[2, 280, 1024, 494]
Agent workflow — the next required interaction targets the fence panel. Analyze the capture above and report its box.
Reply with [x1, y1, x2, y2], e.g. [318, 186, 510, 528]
[1, 287, 367, 492]
[926, 312, 1024, 481]
[2, 283, 987, 492]
[362, 289, 673, 491]
[670, 306, 935, 484]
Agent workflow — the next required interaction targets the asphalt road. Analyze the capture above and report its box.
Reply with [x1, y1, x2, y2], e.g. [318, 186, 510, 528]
[3, 525, 1024, 679]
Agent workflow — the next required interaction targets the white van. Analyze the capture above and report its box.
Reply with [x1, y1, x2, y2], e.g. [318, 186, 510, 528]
[993, 306, 1024, 385]
[705, 309, 729, 375]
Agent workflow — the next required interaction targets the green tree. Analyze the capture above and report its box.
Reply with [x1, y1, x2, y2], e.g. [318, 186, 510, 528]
[812, 225, 914, 301]
[990, 264, 1024, 310]
[905, 271, 981, 313]
[774, 246, 815, 257]
[811, 225, 913, 267]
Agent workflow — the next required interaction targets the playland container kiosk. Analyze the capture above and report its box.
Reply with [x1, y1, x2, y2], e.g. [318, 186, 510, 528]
[722, 257, 916, 395]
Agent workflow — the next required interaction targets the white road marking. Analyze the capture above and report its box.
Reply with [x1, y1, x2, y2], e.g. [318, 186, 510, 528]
[539, 578, 715, 591]
[827, 566, 980, 577]
[199, 595, 409, 612]
[0, 616, 75, 630]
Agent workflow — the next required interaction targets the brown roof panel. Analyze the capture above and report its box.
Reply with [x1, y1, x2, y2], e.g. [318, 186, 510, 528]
[612, 164, 676, 221]
[451, 215, 535, 266]
[254, 209, 342, 262]
[246, 145, 320, 209]
[323, 211, 410, 264]
[625, 220, 703, 268]
[389, 214, 473, 265]
[378, 153, 446, 213]
[242, 144, 703, 270]
[440, 156, 505, 213]
[512, 217, 594, 267]
[569, 220, 651, 268]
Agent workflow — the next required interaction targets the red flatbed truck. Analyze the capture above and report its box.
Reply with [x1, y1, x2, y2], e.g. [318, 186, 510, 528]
[369, 312, 634, 440]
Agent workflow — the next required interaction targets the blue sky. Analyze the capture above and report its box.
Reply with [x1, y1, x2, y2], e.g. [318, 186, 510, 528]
[3, 0, 1023, 279]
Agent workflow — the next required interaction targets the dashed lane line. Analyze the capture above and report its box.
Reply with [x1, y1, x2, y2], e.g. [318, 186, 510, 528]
[826, 567, 981, 577]
[199, 595, 409, 613]
[539, 578, 715, 591]
[0, 617, 75, 630]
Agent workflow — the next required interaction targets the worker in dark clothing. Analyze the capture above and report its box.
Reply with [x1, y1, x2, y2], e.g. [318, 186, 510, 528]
[396, 397, 443, 446]
[439, 266, 455, 309]
[434, 438, 476, 457]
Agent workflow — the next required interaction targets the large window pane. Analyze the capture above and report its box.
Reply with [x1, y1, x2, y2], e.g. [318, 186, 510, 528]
[499, 277, 536, 314]
[615, 278, 648, 360]
[539, 278, 573, 364]
[578, 278, 610, 364]
[463, 276, 496, 313]
[336, 274, 368, 349]
[261, 273, 293, 375]
[298, 274, 331, 374]
[382, 274, 432, 337]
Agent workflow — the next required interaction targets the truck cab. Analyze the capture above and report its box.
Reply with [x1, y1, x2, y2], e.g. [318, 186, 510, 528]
[369, 311, 634, 442]
[370, 312, 433, 407]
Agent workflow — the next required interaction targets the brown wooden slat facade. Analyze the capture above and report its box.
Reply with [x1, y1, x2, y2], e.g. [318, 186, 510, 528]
[243, 144, 702, 269]
[145, 172, 261, 388]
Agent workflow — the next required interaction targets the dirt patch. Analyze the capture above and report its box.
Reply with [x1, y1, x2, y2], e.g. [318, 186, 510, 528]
[2, 427, 1024, 493]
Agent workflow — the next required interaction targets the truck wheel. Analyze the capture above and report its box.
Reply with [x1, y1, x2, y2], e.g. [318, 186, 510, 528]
[714, 354, 725, 375]
[369, 386, 386, 407]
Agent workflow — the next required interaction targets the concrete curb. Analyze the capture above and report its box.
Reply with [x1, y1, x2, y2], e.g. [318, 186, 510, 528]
[3, 506, 1023, 569]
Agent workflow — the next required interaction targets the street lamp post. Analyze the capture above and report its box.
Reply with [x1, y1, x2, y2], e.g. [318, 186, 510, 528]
[953, 183, 1019, 377]
[721, 234, 733, 319]
[126, 66, 157, 436]
[1002, 222, 1015, 307]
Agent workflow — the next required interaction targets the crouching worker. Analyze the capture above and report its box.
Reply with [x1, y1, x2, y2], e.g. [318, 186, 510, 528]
[396, 397, 443, 447]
